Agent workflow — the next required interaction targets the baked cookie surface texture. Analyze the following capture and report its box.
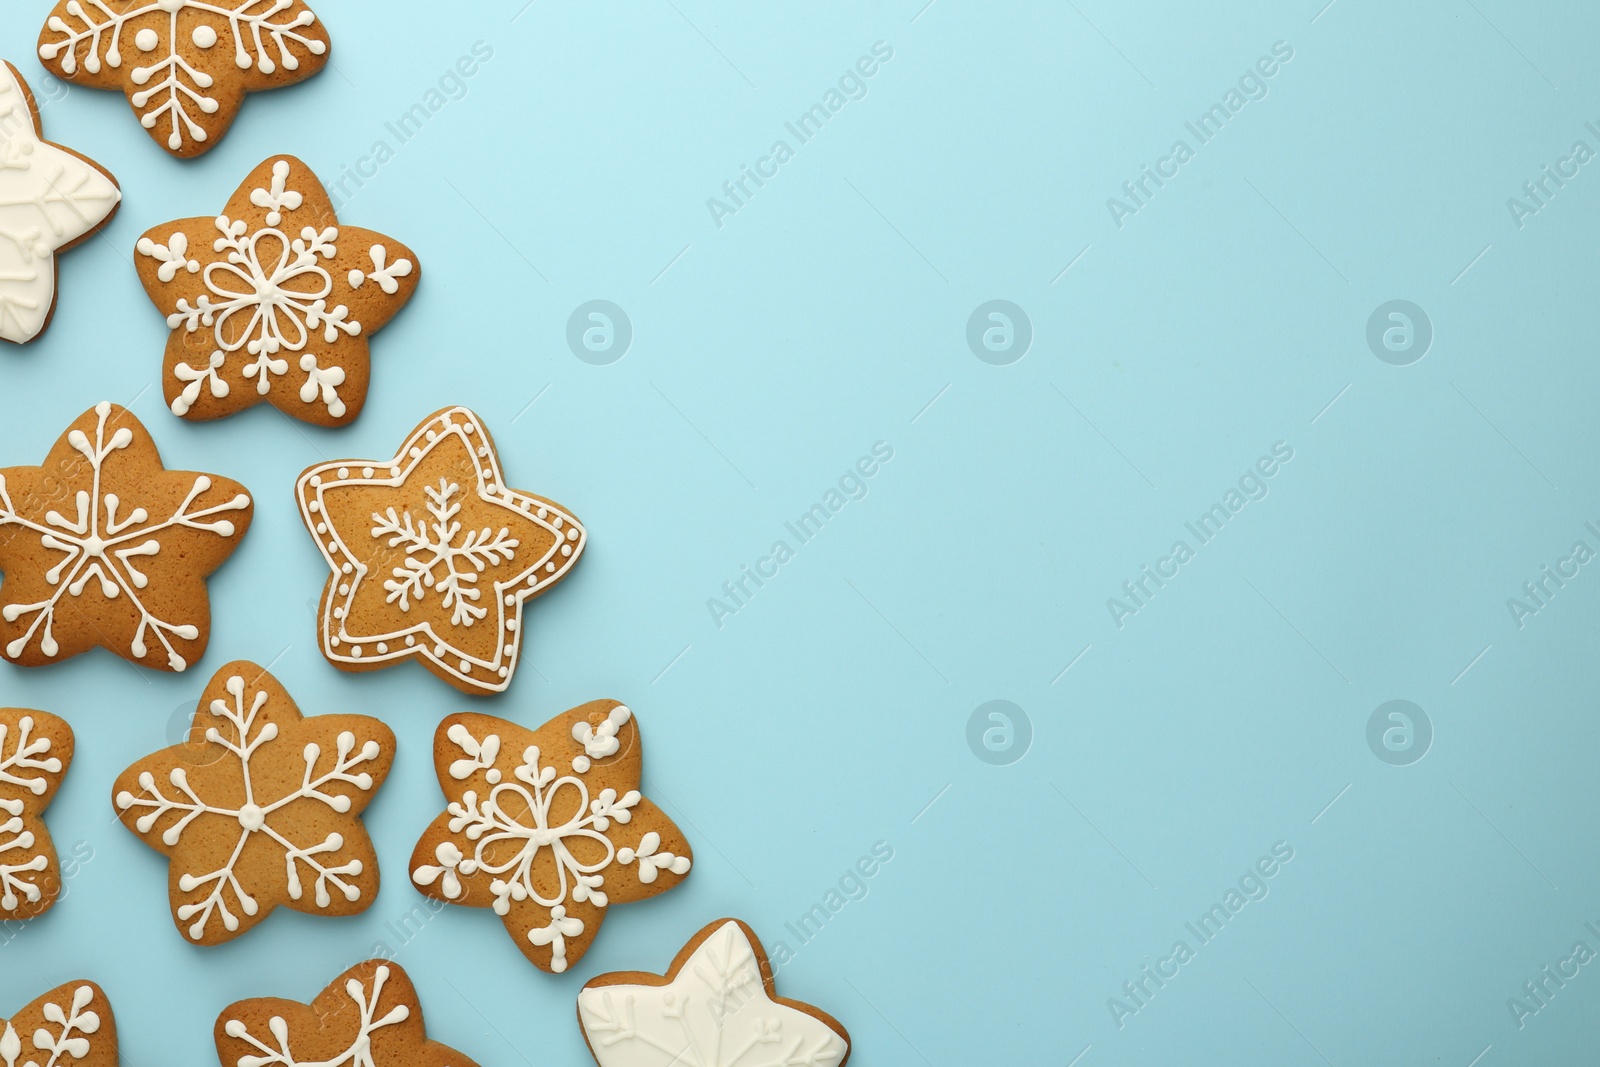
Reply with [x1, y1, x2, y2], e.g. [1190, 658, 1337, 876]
[1, 982, 117, 1067]
[0, 708, 73, 921]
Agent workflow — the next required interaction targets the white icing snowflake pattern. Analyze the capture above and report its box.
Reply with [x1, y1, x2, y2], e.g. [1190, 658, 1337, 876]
[114, 669, 389, 942]
[222, 965, 408, 1067]
[371, 480, 519, 627]
[0, 716, 62, 914]
[138, 159, 363, 417]
[38, 0, 329, 154]
[0, 402, 251, 670]
[412, 713, 690, 973]
[578, 921, 850, 1067]
[0, 985, 104, 1067]
[0, 63, 119, 344]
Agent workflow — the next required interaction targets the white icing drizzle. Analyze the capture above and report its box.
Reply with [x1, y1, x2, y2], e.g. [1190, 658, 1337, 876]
[0, 64, 119, 344]
[0, 716, 62, 913]
[114, 673, 384, 941]
[0, 402, 250, 670]
[412, 714, 689, 972]
[222, 965, 408, 1067]
[39, 0, 328, 152]
[578, 922, 849, 1067]
[347, 245, 411, 293]
[296, 408, 585, 694]
[0, 985, 101, 1067]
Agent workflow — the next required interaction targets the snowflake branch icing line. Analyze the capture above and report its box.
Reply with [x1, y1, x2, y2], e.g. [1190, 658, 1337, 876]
[371, 479, 518, 626]
[115, 673, 381, 940]
[412, 714, 690, 973]
[222, 965, 408, 1067]
[40, 1, 328, 151]
[0, 985, 101, 1067]
[0, 716, 62, 912]
[0, 402, 250, 669]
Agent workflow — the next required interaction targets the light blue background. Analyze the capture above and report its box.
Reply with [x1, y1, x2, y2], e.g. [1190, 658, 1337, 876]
[2, 0, 1599, 1063]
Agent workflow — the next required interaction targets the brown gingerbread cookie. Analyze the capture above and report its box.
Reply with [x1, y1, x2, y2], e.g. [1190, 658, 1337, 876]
[0, 402, 253, 672]
[0, 60, 120, 346]
[113, 660, 394, 945]
[1, 982, 117, 1067]
[577, 919, 852, 1067]
[296, 406, 585, 695]
[0, 709, 73, 921]
[410, 700, 692, 973]
[37, 1, 330, 158]
[135, 155, 419, 425]
[215, 961, 478, 1067]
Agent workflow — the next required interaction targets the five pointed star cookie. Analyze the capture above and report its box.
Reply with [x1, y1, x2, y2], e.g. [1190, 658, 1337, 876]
[0, 401, 253, 672]
[135, 155, 419, 426]
[410, 701, 693, 973]
[296, 406, 586, 695]
[0, 61, 120, 345]
[37, 0, 330, 158]
[0, 709, 73, 921]
[578, 920, 851, 1067]
[215, 961, 479, 1067]
[113, 660, 395, 945]
[1, 982, 118, 1067]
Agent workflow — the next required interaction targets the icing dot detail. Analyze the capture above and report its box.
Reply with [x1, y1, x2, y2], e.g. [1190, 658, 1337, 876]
[192, 24, 219, 48]
[134, 28, 159, 51]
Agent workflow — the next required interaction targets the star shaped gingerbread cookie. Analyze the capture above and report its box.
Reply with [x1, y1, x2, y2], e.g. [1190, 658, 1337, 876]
[135, 155, 419, 425]
[410, 701, 692, 973]
[0, 401, 253, 672]
[215, 961, 478, 1067]
[0, 708, 73, 922]
[1, 982, 118, 1067]
[0, 61, 120, 345]
[113, 660, 394, 945]
[37, 0, 330, 158]
[296, 407, 585, 694]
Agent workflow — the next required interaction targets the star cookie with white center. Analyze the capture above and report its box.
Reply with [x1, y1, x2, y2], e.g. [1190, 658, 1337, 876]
[0, 61, 120, 345]
[0, 401, 253, 672]
[578, 920, 851, 1067]
[38, 0, 330, 158]
[296, 407, 585, 695]
[135, 155, 419, 425]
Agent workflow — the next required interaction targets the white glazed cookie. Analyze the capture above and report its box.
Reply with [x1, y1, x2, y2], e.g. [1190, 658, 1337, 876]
[37, 0, 330, 158]
[214, 961, 478, 1067]
[135, 155, 419, 426]
[0, 60, 120, 345]
[578, 919, 851, 1067]
[296, 407, 585, 695]
[1, 982, 117, 1067]
[113, 660, 394, 945]
[0, 709, 72, 921]
[410, 700, 692, 973]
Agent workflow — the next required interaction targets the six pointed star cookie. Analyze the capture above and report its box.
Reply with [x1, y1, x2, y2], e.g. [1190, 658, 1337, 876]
[1, 982, 118, 1067]
[296, 406, 586, 695]
[0, 401, 253, 672]
[113, 660, 395, 945]
[37, 0, 330, 158]
[215, 961, 479, 1067]
[135, 155, 419, 426]
[0, 61, 120, 345]
[410, 701, 693, 973]
[578, 919, 851, 1067]
[0, 708, 73, 921]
